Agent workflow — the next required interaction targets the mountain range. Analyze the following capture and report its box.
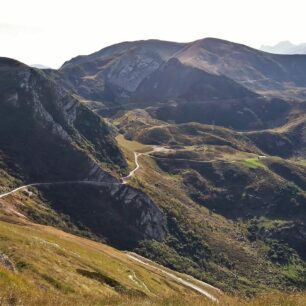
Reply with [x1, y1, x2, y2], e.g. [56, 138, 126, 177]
[0, 38, 306, 305]
[261, 41, 306, 55]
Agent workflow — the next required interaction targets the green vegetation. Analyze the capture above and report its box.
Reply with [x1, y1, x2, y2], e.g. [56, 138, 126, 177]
[256, 218, 290, 230]
[243, 158, 266, 169]
[115, 128, 306, 294]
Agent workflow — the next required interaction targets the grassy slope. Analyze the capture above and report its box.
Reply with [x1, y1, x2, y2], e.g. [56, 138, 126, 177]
[243, 110, 306, 158]
[0, 190, 224, 305]
[115, 134, 152, 169]
[0, 188, 305, 305]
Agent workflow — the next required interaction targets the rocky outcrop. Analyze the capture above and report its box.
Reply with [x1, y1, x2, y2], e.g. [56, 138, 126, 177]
[108, 183, 166, 241]
[106, 50, 162, 94]
[0, 253, 16, 272]
[37, 182, 166, 249]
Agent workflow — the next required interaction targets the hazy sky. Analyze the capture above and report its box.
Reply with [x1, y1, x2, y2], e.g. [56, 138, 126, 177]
[1, 0, 305, 68]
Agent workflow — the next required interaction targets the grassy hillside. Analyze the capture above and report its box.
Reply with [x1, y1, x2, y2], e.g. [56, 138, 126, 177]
[0, 188, 305, 305]
[0, 218, 219, 305]
[2, 130, 305, 299]
[0, 184, 221, 305]
[115, 111, 262, 153]
[115, 121, 306, 295]
[244, 111, 306, 158]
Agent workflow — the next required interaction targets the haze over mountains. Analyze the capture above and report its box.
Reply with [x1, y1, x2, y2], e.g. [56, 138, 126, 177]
[30, 64, 51, 69]
[261, 41, 306, 54]
[0, 37, 306, 305]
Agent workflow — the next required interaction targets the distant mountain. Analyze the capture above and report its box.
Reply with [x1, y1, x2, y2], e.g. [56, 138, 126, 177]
[172, 38, 306, 99]
[260, 41, 306, 54]
[46, 38, 306, 129]
[30, 64, 51, 69]
[57, 38, 306, 101]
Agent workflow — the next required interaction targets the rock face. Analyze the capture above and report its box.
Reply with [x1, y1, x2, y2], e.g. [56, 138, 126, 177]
[0, 57, 167, 252]
[108, 183, 166, 242]
[37, 182, 166, 249]
[0, 57, 166, 250]
[56, 40, 183, 102]
[0, 57, 126, 182]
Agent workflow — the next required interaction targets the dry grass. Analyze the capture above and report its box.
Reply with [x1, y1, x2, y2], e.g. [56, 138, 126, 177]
[116, 134, 152, 153]
[0, 216, 221, 305]
[0, 287, 305, 306]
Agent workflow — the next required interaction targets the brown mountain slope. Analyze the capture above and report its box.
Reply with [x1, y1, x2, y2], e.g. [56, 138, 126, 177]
[57, 38, 306, 103]
[175, 38, 306, 99]
[50, 38, 306, 130]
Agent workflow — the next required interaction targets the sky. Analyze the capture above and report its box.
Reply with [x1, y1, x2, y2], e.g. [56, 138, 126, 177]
[1, 0, 305, 68]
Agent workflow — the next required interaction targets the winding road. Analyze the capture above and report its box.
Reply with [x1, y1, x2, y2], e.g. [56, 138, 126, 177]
[0, 184, 36, 199]
[122, 152, 142, 183]
[122, 146, 170, 184]
[127, 253, 220, 303]
[0, 146, 164, 199]
[0, 146, 258, 198]
[0, 181, 122, 200]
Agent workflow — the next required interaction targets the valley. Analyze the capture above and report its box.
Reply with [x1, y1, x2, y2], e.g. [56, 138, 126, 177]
[0, 36, 306, 305]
